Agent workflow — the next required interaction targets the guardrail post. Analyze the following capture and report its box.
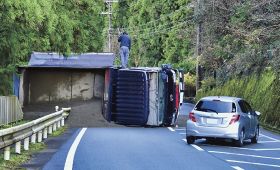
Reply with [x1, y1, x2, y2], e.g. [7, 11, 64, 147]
[43, 128, 48, 139]
[48, 125, 53, 134]
[15, 141, 21, 154]
[38, 130, 43, 142]
[53, 122, 57, 131]
[24, 137, 29, 151]
[4, 146, 10, 160]
[57, 120, 61, 128]
[31, 133, 36, 143]
[61, 117, 65, 127]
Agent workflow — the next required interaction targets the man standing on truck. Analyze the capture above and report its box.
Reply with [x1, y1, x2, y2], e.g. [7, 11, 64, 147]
[118, 32, 131, 68]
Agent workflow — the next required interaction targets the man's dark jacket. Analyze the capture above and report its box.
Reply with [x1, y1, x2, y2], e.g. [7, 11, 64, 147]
[118, 34, 131, 50]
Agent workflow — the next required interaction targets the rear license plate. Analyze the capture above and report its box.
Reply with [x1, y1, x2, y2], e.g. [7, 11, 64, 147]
[207, 118, 218, 124]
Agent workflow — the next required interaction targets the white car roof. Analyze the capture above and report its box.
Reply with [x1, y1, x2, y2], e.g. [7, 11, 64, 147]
[200, 96, 242, 102]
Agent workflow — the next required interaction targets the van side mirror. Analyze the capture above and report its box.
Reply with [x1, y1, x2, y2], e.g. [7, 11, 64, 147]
[255, 111, 261, 116]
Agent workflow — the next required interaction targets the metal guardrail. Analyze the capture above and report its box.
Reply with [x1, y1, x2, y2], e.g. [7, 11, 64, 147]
[0, 107, 71, 160]
[0, 96, 24, 125]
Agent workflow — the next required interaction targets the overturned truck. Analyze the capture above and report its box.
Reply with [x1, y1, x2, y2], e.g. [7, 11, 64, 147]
[16, 52, 184, 126]
[103, 65, 184, 126]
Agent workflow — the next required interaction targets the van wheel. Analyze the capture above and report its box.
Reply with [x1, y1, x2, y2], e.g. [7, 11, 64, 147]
[235, 130, 245, 147]
[187, 136, 195, 144]
[251, 126, 259, 143]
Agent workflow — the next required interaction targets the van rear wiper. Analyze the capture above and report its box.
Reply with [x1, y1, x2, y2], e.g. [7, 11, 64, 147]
[200, 108, 219, 114]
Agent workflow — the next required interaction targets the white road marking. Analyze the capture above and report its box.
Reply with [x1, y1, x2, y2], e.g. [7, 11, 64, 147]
[64, 128, 87, 170]
[191, 144, 204, 151]
[179, 132, 186, 135]
[231, 147, 280, 151]
[175, 129, 185, 131]
[199, 144, 280, 151]
[258, 140, 280, 143]
[209, 151, 280, 160]
[252, 148, 280, 151]
[260, 133, 279, 141]
[167, 127, 175, 132]
[231, 166, 244, 170]
[227, 160, 280, 168]
[182, 138, 204, 151]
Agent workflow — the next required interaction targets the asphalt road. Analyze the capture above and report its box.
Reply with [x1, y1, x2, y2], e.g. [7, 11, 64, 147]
[43, 127, 232, 170]
[42, 126, 280, 170]
[29, 102, 280, 170]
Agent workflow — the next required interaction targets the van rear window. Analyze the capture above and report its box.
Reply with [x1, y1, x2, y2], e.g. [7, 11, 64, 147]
[195, 100, 236, 113]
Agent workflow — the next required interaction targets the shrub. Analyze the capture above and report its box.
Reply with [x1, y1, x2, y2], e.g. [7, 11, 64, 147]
[197, 71, 280, 130]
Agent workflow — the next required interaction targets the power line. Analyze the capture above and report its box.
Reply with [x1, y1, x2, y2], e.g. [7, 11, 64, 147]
[110, 15, 194, 39]
[129, 15, 194, 36]
[130, 19, 194, 38]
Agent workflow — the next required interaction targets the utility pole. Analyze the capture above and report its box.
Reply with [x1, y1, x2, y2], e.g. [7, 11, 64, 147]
[195, 0, 203, 94]
[101, 0, 118, 52]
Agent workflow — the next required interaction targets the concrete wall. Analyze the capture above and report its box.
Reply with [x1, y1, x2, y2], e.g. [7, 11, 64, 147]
[22, 68, 105, 104]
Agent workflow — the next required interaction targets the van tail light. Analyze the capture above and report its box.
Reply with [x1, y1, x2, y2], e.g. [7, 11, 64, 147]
[229, 115, 240, 125]
[189, 112, 196, 122]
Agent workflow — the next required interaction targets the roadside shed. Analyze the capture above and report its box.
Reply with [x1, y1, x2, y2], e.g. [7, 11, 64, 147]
[16, 52, 114, 107]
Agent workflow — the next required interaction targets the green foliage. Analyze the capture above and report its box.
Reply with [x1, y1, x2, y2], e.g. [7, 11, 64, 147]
[184, 72, 196, 88]
[230, 2, 251, 26]
[201, 77, 216, 92]
[199, 0, 280, 81]
[197, 71, 280, 130]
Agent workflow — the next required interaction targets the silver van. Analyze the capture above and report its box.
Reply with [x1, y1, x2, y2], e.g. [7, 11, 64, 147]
[186, 96, 261, 146]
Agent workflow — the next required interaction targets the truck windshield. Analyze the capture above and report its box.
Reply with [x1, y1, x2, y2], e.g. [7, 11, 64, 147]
[194, 100, 236, 113]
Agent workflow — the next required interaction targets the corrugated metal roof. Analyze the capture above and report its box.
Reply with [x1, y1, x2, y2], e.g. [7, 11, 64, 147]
[28, 52, 115, 69]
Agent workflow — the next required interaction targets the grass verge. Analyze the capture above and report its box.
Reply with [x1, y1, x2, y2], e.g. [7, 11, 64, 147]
[51, 125, 68, 137]
[0, 143, 45, 170]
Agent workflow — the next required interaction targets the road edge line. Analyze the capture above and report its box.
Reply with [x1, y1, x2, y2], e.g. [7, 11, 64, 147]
[231, 166, 244, 170]
[64, 128, 87, 170]
[227, 160, 280, 168]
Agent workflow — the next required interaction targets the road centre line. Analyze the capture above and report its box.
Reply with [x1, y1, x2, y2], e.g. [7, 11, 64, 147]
[227, 160, 280, 168]
[231, 166, 244, 170]
[167, 127, 175, 132]
[64, 128, 87, 170]
[179, 132, 186, 135]
[260, 133, 279, 141]
[209, 151, 280, 160]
